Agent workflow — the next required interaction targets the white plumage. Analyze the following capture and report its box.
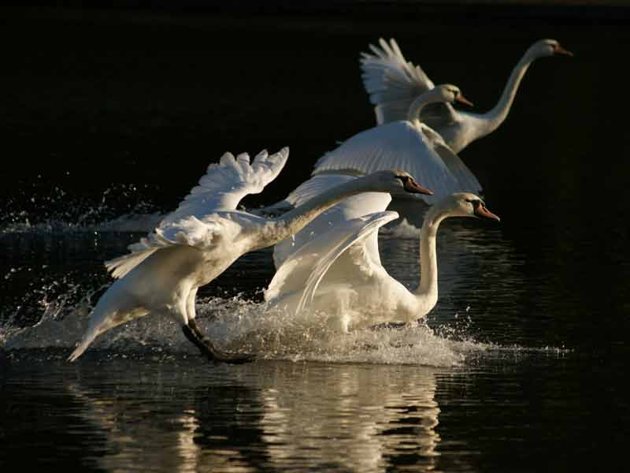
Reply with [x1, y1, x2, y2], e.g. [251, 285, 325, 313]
[267, 192, 500, 332]
[360, 37, 573, 153]
[68, 147, 431, 363]
[312, 84, 481, 207]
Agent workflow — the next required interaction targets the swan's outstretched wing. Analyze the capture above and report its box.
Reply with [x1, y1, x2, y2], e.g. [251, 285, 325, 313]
[272, 174, 393, 267]
[265, 211, 399, 314]
[105, 147, 289, 279]
[163, 147, 289, 224]
[313, 121, 461, 202]
[360, 38, 435, 124]
[420, 125, 483, 194]
[434, 143, 482, 194]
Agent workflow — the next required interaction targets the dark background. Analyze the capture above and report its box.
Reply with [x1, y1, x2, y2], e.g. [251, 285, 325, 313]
[0, 1, 629, 336]
[1, 1, 629, 215]
[1, 5, 630, 471]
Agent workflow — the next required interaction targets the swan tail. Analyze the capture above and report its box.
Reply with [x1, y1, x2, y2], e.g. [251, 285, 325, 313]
[67, 287, 148, 362]
[67, 332, 99, 362]
[104, 244, 160, 279]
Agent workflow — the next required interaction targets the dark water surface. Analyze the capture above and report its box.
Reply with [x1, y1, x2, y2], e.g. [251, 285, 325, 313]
[1, 3, 629, 472]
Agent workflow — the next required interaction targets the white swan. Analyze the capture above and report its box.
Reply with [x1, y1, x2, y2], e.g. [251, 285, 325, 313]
[266, 192, 499, 332]
[68, 147, 431, 363]
[360, 38, 573, 153]
[309, 84, 481, 207]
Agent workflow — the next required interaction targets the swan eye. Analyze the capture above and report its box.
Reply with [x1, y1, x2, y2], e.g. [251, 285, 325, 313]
[465, 198, 481, 208]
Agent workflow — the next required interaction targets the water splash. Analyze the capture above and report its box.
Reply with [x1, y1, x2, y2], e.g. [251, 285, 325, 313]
[2, 291, 498, 368]
[0, 183, 163, 234]
[380, 218, 421, 238]
[0, 269, 108, 347]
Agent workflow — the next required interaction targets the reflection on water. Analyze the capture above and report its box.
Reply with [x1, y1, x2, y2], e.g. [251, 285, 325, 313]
[1, 358, 441, 473]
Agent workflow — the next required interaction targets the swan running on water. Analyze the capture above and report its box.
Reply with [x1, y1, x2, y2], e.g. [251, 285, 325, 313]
[68, 147, 432, 363]
[360, 38, 573, 153]
[266, 192, 500, 332]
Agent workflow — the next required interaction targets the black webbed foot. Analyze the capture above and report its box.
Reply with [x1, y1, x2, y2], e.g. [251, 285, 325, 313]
[182, 320, 255, 364]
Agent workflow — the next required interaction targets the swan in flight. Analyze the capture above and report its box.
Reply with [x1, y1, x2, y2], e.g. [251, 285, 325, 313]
[360, 38, 573, 153]
[309, 84, 480, 207]
[68, 147, 432, 363]
[266, 192, 499, 332]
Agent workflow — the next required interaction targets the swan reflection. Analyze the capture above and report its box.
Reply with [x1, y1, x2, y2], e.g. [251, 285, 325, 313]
[66, 361, 441, 473]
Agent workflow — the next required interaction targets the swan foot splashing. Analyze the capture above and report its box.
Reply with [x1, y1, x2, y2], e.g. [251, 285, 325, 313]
[181, 319, 254, 364]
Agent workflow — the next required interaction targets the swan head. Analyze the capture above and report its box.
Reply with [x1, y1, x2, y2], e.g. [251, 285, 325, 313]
[432, 84, 474, 107]
[438, 192, 501, 222]
[528, 39, 574, 59]
[363, 169, 434, 196]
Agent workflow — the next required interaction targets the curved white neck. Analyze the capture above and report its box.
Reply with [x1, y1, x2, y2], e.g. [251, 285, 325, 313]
[407, 91, 446, 122]
[262, 176, 384, 247]
[413, 206, 448, 307]
[481, 51, 539, 132]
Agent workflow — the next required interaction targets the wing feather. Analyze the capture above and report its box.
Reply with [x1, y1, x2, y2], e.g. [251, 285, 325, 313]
[163, 147, 289, 224]
[360, 38, 435, 124]
[313, 121, 464, 203]
[265, 211, 399, 314]
[272, 175, 392, 268]
[105, 147, 289, 279]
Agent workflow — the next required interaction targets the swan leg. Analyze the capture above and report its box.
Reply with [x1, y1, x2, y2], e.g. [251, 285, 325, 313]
[182, 319, 254, 364]
[181, 288, 254, 364]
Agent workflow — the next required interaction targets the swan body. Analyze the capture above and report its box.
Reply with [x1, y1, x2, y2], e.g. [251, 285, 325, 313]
[68, 147, 430, 363]
[266, 192, 500, 332]
[360, 38, 573, 153]
[311, 84, 481, 207]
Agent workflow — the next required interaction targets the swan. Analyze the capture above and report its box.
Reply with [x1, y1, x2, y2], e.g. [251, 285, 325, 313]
[360, 38, 572, 153]
[303, 84, 480, 210]
[266, 192, 500, 332]
[67, 147, 432, 363]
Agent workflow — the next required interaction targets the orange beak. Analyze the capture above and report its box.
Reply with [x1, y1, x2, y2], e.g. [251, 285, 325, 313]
[456, 94, 474, 107]
[554, 44, 574, 57]
[474, 203, 501, 222]
[404, 178, 433, 196]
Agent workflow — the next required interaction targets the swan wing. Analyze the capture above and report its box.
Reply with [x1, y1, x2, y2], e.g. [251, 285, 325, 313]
[265, 211, 399, 313]
[163, 147, 289, 224]
[313, 121, 459, 201]
[434, 143, 483, 194]
[272, 175, 392, 267]
[296, 211, 398, 314]
[360, 38, 435, 124]
[105, 148, 288, 279]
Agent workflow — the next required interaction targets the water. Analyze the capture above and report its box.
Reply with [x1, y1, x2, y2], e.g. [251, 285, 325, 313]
[1, 3, 629, 472]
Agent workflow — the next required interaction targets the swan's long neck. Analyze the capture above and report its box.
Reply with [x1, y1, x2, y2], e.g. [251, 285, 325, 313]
[259, 177, 383, 248]
[406, 90, 446, 122]
[481, 51, 539, 133]
[413, 206, 448, 309]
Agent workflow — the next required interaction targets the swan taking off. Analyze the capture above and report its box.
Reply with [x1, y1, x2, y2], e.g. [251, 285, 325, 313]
[360, 38, 573, 153]
[68, 147, 432, 363]
[311, 84, 481, 207]
[266, 192, 500, 332]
